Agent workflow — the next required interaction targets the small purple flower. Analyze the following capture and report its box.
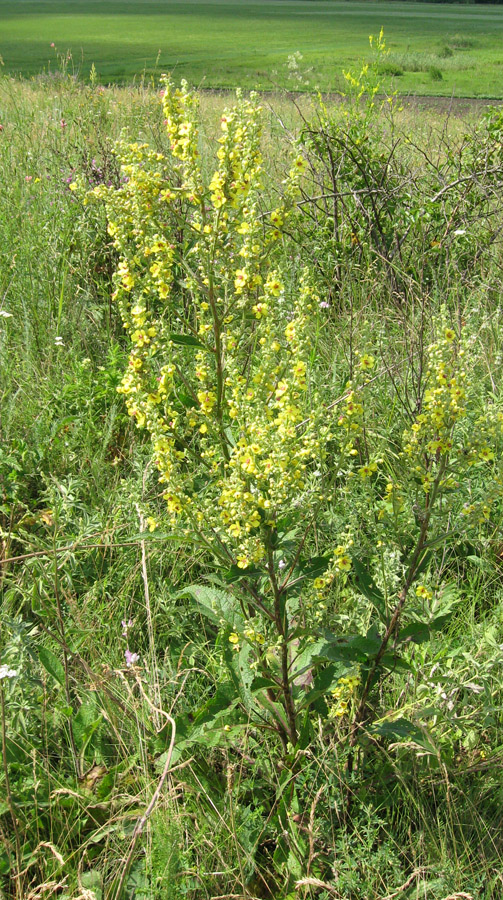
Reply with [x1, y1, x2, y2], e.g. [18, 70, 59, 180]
[125, 649, 139, 668]
[121, 618, 133, 636]
[319, 301, 330, 309]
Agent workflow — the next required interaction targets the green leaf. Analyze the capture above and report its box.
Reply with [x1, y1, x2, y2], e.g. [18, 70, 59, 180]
[379, 652, 412, 672]
[414, 549, 433, 579]
[301, 662, 345, 712]
[351, 558, 387, 621]
[317, 631, 382, 665]
[398, 622, 431, 644]
[73, 699, 102, 754]
[180, 584, 244, 629]
[297, 555, 331, 581]
[430, 612, 452, 632]
[373, 717, 423, 740]
[250, 676, 278, 692]
[39, 647, 65, 687]
[289, 639, 327, 685]
[169, 333, 207, 349]
[235, 642, 255, 708]
[224, 563, 262, 584]
[193, 682, 237, 728]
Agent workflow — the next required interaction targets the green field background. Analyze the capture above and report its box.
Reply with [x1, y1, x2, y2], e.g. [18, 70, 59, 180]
[1, 0, 503, 96]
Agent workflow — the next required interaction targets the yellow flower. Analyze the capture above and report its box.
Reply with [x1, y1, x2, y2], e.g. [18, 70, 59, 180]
[292, 360, 307, 380]
[358, 462, 377, 478]
[234, 269, 247, 291]
[266, 275, 283, 297]
[359, 353, 375, 371]
[253, 302, 268, 319]
[292, 156, 307, 173]
[131, 329, 155, 347]
[336, 555, 351, 572]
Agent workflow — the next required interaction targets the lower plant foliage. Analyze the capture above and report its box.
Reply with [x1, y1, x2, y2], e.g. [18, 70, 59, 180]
[1, 42, 503, 900]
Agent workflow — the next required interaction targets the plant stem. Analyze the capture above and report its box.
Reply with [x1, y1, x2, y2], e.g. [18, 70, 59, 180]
[0, 685, 24, 900]
[268, 543, 297, 748]
[349, 457, 448, 763]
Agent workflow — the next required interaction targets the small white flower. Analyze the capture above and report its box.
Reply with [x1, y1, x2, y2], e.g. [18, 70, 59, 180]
[278, 559, 286, 570]
[0, 310, 13, 318]
[453, 229, 466, 236]
[55, 336, 64, 346]
[0, 665, 17, 679]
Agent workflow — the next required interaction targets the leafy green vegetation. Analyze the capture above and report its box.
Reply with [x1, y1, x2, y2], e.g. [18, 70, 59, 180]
[2, 0, 503, 96]
[1, 45, 503, 900]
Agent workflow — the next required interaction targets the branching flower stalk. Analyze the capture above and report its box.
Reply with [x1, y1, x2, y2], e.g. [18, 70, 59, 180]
[349, 322, 502, 751]
[82, 77, 503, 761]
[84, 80, 336, 750]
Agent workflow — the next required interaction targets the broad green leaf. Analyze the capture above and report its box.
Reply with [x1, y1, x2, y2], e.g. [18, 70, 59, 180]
[351, 558, 387, 621]
[223, 640, 255, 711]
[398, 622, 431, 644]
[373, 717, 423, 741]
[296, 555, 331, 582]
[73, 699, 102, 755]
[224, 563, 262, 584]
[192, 682, 237, 727]
[169, 332, 207, 349]
[39, 647, 65, 687]
[289, 639, 327, 685]
[180, 585, 244, 628]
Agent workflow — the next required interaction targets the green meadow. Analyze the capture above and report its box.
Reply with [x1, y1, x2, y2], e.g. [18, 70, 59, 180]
[2, 0, 503, 96]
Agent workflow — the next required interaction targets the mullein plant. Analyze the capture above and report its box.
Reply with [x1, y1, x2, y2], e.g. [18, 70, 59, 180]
[80, 80, 503, 756]
[81, 80, 337, 750]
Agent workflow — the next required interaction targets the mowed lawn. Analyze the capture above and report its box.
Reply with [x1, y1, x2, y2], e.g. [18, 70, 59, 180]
[2, 0, 503, 96]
